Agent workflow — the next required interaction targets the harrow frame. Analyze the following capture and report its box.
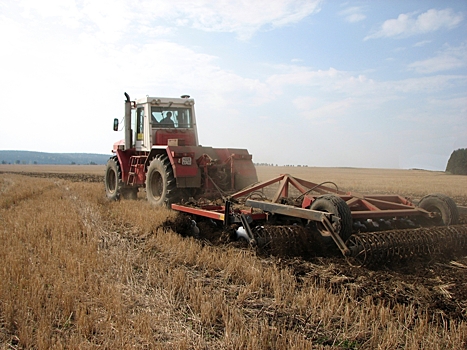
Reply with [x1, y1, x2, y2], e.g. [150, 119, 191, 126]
[170, 174, 466, 266]
[229, 174, 434, 220]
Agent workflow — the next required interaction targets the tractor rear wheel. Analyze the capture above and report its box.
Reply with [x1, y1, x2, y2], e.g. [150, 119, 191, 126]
[105, 157, 123, 201]
[418, 193, 459, 225]
[146, 155, 179, 207]
[310, 194, 353, 241]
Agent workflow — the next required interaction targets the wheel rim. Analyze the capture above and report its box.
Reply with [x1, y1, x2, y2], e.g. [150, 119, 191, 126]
[149, 171, 163, 200]
[106, 168, 117, 193]
[424, 205, 443, 225]
[316, 220, 327, 234]
[315, 211, 337, 236]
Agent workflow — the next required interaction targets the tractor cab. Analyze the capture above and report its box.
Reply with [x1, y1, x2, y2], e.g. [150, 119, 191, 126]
[113, 94, 199, 152]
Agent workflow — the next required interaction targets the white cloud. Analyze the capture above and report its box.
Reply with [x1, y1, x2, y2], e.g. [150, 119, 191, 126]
[119, 42, 274, 105]
[16, 0, 134, 43]
[383, 75, 467, 93]
[266, 66, 345, 90]
[396, 96, 467, 124]
[19, 0, 82, 21]
[263, 63, 467, 101]
[1, 0, 317, 108]
[294, 96, 353, 120]
[79, 1, 133, 43]
[408, 43, 467, 74]
[292, 95, 318, 111]
[338, 6, 366, 23]
[365, 8, 463, 40]
[414, 40, 431, 47]
[16, 0, 322, 41]
[153, 0, 323, 40]
[233, 61, 385, 104]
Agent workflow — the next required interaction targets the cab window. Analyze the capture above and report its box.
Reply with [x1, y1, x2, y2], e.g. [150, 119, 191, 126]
[151, 107, 192, 128]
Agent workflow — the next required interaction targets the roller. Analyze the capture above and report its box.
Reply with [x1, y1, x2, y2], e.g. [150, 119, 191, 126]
[252, 225, 323, 258]
[346, 225, 467, 266]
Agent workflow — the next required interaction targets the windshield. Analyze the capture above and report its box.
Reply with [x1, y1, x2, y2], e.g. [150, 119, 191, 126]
[151, 107, 192, 128]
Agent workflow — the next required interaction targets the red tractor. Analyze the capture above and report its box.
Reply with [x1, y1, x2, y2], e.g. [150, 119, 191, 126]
[105, 93, 258, 206]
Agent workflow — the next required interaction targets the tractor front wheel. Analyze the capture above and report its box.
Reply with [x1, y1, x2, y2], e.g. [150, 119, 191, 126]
[146, 155, 178, 207]
[105, 157, 123, 201]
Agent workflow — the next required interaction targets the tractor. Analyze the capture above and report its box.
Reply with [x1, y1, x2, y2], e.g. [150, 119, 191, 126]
[105, 93, 258, 206]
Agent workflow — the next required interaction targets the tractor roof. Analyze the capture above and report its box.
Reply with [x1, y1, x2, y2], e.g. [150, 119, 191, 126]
[136, 96, 195, 106]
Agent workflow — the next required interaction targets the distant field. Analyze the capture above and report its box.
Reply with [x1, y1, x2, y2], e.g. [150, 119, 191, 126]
[1, 164, 466, 204]
[0, 164, 105, 174]
[260, 167, 467, 208]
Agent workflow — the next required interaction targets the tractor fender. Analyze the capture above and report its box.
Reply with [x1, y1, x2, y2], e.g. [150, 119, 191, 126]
[149, 146, 201, 188]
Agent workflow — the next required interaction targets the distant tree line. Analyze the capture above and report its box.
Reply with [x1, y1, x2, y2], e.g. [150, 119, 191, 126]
[0, 151, 109, 165]
[1, 160, 37, 164]
[1, 160, 98, 165]
[445, 148, 467, 175]
[255, 163, 309, 167]
[255, 163, 277, 166]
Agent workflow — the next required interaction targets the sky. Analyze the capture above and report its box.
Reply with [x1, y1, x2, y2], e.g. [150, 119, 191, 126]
[0, 0, 466, 170]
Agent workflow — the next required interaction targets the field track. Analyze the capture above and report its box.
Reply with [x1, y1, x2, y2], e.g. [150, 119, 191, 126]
[1, 165, 467, 349]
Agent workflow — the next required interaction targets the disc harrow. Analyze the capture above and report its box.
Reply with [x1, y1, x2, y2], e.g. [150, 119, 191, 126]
[170, 173, 467, 266]
[346, 225, 467, 266]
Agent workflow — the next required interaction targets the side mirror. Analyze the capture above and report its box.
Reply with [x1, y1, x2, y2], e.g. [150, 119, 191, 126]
[113, 118, 119, 131]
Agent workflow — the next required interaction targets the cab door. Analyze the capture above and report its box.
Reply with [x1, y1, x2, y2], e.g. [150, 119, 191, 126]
[133, 106, 144, 151]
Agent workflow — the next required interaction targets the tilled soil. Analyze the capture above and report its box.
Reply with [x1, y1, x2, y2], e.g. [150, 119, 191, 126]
[282, 256, 467, 323]
[0, 171, 104, 183]
[165, 212, 467, 323]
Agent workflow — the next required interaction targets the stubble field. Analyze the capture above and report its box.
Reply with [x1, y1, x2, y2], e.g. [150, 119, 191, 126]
[0, 164, 466, 349]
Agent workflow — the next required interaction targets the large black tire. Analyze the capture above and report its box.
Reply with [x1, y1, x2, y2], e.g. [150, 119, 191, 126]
[105, 157, 124, 201]
[418, 193, 459, 225]
[146, 155, 179, 207]
[310, 194, 353, 241]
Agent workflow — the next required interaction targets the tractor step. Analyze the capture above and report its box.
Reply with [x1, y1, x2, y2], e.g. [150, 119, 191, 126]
[127, 156, 146, 186]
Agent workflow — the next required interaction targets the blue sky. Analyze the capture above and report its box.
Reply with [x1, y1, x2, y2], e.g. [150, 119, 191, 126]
[0, 0, 466, 170]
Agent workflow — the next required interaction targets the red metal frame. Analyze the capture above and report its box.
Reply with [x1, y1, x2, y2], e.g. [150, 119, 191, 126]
[171, 203, 267, 221]
[114, 144, 257, 192]
[182, 173, 433, 221]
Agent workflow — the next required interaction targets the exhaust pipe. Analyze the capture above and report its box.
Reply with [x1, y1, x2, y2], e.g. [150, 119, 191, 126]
[124, 92, 132, 150]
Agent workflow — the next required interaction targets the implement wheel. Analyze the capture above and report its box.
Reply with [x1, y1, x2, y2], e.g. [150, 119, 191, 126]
[418, 193, 459, 225]
[105, 157, 123, 201]
[146, 155, 178, 207]
[310, 194, 353, 241]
